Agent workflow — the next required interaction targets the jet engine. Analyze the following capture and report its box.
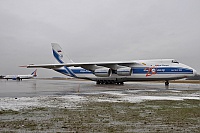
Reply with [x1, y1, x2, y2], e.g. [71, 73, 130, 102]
[117, 67, 132, 76]
[94, 68, 112, 77]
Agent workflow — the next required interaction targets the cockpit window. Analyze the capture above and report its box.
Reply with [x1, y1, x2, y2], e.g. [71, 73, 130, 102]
[172, 60, 179, 64]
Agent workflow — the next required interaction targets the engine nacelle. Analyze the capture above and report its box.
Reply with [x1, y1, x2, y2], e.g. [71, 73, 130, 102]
[94, 68, 112, 77]
[117, 67, 132, 76]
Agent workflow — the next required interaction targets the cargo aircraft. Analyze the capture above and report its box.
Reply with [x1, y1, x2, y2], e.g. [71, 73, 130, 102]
[22, 43, 197, 86]
[4, 69, 37, 81]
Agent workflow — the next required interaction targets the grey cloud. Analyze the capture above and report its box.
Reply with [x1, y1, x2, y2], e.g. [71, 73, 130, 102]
[0, 0, 199, 77]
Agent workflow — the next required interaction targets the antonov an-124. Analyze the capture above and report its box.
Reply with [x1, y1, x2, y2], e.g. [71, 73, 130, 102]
[22, 43, 197, 86]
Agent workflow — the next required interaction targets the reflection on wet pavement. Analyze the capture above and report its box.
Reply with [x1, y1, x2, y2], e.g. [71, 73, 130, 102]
[0, 79, 199, 110]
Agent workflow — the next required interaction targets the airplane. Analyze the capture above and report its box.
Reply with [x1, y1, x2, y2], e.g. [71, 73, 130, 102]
[22, 43, 197, 86]
[4, 69, 37, 81]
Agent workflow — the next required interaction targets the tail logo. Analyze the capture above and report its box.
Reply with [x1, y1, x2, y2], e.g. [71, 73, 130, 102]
[57, 50, 63, 58]
[31, 69, 37, 77]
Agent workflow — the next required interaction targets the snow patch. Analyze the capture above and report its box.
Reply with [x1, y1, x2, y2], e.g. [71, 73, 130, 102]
[0, 95, 87, 111]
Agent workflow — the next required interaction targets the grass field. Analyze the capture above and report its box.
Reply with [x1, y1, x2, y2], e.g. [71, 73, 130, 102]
[0, 99, 199, 132]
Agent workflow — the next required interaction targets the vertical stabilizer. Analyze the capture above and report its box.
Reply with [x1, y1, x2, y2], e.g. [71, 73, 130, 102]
[51, 43, 76, 78]
[51, 43, 74, 64]
[31, 69, 37, 77]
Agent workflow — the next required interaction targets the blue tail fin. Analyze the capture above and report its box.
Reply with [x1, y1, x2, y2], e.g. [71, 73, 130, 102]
[51, 43, 74, 64]
[51, 43, 64, 63]
[31, 69, 37, 77]
[51, 43, 76, 78]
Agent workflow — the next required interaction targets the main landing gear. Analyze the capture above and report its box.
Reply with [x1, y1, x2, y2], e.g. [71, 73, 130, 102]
[165, 81, 169, 86]
[96, 80, 124, 85]
[16, 77, 22, 81]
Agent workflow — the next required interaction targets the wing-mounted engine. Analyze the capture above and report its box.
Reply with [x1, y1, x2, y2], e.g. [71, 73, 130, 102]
[94, 67, 112, 77]
[117, 67, 132, 76]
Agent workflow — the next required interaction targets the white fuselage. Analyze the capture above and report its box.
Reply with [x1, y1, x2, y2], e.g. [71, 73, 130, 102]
[4, 75, 34, 80]
[53, 59, 196, 82]
[25, 43, 197, 85]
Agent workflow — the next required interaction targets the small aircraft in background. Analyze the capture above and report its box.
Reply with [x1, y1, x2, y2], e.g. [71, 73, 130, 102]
[4, 69, 37, 81]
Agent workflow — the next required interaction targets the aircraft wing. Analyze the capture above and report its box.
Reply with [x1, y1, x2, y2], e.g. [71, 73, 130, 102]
[22, 61, 139, 70]
[21, 64, 65, 69]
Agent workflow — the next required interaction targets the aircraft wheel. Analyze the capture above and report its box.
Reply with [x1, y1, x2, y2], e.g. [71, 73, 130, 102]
[120, 82, 124, 85]
[165, 81, 169, 86]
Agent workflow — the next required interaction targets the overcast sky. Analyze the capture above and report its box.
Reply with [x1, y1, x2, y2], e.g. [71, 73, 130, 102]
[0, 0, 199, 77]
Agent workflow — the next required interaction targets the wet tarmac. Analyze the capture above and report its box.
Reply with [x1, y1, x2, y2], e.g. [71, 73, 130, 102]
[0, 79, 199, 110]
[0, 79, 200, 132]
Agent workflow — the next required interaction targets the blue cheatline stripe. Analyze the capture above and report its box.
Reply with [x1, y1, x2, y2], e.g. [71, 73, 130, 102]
[72, 69, 92, 74]
[132, 67, 193, 74]
[95, 72, 108, 74]
[55, 69, 93, 75]
[53, 49, 77, 77]
[55, 67, 193, 75]
[117, 71, 130, 72]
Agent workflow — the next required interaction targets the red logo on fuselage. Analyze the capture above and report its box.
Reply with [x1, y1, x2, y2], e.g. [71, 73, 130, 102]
[145, 66, 157, 77]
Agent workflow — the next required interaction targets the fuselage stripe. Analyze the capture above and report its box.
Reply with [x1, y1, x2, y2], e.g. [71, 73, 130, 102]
[55, 67, 193, 75]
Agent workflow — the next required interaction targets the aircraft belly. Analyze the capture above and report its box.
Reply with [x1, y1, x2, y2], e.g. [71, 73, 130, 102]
[75, 73, 189, 82]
